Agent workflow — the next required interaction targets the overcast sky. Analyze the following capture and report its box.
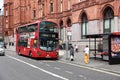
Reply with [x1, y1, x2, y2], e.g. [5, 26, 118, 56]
[0, 0, 3, 9]
[0, 0, 3, 15]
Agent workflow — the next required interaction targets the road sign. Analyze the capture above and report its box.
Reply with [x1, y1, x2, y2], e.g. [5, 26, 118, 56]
[66, 27, 71, 36]
[67, 27, 71, 32]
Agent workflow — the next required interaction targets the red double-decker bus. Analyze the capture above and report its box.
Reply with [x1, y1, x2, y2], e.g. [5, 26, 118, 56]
[16, 21, 59, 59]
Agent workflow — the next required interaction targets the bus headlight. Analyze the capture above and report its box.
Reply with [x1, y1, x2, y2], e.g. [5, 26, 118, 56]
[56, 50, 59, 55]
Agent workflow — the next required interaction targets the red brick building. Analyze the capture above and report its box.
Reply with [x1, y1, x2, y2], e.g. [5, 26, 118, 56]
[3, 0, 120, 49]
[0, 9, 3, 39]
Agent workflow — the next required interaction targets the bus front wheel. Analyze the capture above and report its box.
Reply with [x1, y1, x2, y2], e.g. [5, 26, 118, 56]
[18, 50, 21, 55]
[29, 52, 32, 58]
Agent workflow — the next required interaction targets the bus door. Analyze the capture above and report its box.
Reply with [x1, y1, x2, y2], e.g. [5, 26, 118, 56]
[19, 38, 29, 55]
[22, 40, 28, 55]
[30, 38, 37, 50]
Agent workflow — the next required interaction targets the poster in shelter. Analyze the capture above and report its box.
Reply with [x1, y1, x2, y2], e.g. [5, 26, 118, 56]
[111, 37, 120, 58]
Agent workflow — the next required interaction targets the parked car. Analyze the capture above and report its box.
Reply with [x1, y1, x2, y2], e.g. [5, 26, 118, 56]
[0, 42, 5, 56]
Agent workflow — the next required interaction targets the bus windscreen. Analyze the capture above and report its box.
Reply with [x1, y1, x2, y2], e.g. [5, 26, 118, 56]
[39, 21, 59, 51]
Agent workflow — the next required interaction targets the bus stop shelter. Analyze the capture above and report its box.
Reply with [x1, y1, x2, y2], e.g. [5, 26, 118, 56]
[84, 34, 105, 60]
[84, 32, 120, 65]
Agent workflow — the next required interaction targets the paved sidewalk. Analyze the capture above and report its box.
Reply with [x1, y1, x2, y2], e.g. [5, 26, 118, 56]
[6, 46, 16, 51]
[6, 46, 120, 74]
[59, 50, 120, 74]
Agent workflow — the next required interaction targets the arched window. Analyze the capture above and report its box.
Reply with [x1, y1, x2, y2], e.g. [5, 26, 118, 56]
[66, 18, 72, 40]
[50, 3, 53, 12]
[104, 7, 114, 33]
[33, 9, 36, 18]
[81, 13, 88, 38]
[67, 18, 71, 27]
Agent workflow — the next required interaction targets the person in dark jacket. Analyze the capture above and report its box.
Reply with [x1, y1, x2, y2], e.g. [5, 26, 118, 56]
[70, 45, 74, 61]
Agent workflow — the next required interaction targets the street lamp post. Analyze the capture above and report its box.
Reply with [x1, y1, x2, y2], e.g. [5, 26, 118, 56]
[65, 38, 69, 60]
[65, 27, 71, 60]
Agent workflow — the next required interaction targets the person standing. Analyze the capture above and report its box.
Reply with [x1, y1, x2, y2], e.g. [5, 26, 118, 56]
[84, 45, 90, 64]
[70, 45, 74, 61]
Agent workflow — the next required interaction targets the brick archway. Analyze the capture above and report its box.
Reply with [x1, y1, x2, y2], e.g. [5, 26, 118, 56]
[79, 10, 88, 22]
[101, 5, 114, 33]
[100, 4, 114, 19]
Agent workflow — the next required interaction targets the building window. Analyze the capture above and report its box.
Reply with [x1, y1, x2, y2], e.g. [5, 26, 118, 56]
[6, 9, 8, 16]
[67, 18, 72, 40]
[79, 0, 86, 2]
[81, 13, 88, 38]
[40, 4, 43, 17]
[42, 4, 45, 16]
[104, 7, 114, 33]
[60, 0, 63, 12]
[50, 3, 53, 12]
[33, 10, 36, 18]
[68, 0, 70, 10]
[0, 28, 2, 32]
[6, 23, 8, 28]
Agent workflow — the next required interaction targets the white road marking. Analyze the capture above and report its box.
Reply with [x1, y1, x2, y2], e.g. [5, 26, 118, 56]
[59, 61, 120, 77]
[79, 75, 87, 80]
[46, 64, 50, 66]
[65, 71, 73, 74]
[39, 62, 43, 64]
[28, 58, 32, 60]
[54, 67, 61, 70]
[79, 75, 84, 78]
[6, 55, 69, 80]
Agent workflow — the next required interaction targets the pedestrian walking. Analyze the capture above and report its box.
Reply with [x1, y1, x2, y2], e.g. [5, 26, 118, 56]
[84, 45, 90, 64]
[59, 39, 63, 49]
[70, 45, 74, 61]
[75, 44, 78, 53]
